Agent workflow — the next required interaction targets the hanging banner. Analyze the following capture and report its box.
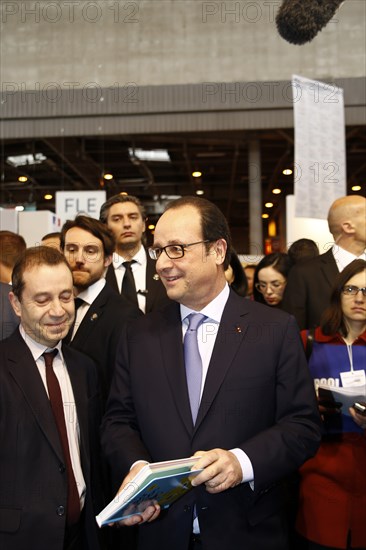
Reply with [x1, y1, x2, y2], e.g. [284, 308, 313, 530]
[292, 75, 346, 219]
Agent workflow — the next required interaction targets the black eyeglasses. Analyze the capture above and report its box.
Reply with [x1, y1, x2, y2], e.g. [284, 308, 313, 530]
[148, 240, 210, 260]
[342, 285, 366, 297]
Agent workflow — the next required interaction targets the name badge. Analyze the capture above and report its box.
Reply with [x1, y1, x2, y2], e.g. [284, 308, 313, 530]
[340, 370, 366, 387]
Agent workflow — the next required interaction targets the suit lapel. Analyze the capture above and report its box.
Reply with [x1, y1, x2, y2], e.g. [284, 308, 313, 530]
[7, 330, 64, 462]
[106, 264, 119, 293]
[195, 292, 249, 431]
[72, 288, 107, 346]
[145, 252, 160, 313]
[160, 305, 194, 435]
[319, 249, 339, 287]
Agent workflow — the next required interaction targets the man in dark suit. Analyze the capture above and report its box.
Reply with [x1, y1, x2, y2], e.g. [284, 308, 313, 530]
[282, 195, 366, 329]
[0, 281, 18, 340]
[100, 194, 170, 313]
[101, 196, 321, 550]
[60, 216, 142, 404]
[0, 246, 103, 550]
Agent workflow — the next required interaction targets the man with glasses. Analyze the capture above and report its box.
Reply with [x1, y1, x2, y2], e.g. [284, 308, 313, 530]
[102, 196, 321, 550]
[282, 195, 366, 330]
[61, 216, 141, 404]
[100, 194, 170, 313]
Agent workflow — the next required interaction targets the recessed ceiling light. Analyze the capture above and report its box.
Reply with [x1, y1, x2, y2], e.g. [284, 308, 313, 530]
[192, 171, 202, 178]
[196, 189, 204, 195]
[262, 213, 269, 219]
[272, 188, 281, 195]
[148, 224, 155, 230]
[282, 168, 292, 175]
[15, 205, 24, 211]
[44, 194, 53, 200]
[18, 176, 28, 183]
[103, 173, 113, 180]
[265, 202, 274, 208]
[351, 185, 361, 191]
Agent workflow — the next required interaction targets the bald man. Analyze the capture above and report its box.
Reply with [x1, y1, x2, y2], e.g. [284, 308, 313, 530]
[282, 195, 366, 329]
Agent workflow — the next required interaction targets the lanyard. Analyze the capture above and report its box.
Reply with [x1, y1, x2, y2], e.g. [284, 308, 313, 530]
[346, 344, 354, 373]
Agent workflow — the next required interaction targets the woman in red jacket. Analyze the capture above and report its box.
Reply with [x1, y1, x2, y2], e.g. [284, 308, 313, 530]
[296, 259, 366, 550]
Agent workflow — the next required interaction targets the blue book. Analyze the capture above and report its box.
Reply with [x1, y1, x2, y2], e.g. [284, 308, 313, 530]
[96, 457, 202, 527]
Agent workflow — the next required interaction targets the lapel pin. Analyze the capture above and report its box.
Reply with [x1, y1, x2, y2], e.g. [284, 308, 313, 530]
[235, 326, 242, 333]
[91, 313, 98, 321]
[153, 274, 160, 281]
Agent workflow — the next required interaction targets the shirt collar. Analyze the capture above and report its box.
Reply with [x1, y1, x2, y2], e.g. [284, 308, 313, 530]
[314, 327, 366, 345]
[76, 278, 105, 305]
[332, 244, 363, 272]
[112, 245, 146, 268]
[180, 283, 230, 325]
[19, 324, 63, 362]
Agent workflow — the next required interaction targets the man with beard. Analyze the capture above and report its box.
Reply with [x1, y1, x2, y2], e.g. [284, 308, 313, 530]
[100, 194, 170, 313]
[61, 215, 141, 404]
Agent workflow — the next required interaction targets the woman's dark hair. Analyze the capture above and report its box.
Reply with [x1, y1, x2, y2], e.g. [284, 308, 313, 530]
[321, 259, 366, 336]
[253, 252, 292, 304]
[227, 249, 248, 297]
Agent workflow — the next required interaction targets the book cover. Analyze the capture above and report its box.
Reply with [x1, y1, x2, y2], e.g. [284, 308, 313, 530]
[96, 457, 202, 527]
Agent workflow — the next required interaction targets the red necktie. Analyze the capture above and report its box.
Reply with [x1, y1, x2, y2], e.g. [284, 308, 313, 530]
[43, 350, 80, 525]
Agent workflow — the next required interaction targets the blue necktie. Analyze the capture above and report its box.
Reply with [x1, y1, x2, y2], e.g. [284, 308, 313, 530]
[184, 313, 206, 424]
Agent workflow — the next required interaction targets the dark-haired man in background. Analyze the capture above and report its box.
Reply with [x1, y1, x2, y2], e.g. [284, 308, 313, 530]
[61, 215, 141, 404]
[100, 194, 170, 313]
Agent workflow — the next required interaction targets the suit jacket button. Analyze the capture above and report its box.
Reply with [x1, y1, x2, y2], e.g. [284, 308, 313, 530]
[59, 464, 65, 473]
[56, 505, 65, 516]
[183, 505, 191, 512]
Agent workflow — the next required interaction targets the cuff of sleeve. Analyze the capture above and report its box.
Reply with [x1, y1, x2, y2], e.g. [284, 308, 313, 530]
[230, 448, 254, 488]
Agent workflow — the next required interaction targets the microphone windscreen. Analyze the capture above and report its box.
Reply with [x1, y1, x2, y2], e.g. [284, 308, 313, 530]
[276, 0, 345, 45]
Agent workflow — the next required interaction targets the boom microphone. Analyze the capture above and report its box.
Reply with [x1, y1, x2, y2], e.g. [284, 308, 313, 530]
[276, 0, 345, 45]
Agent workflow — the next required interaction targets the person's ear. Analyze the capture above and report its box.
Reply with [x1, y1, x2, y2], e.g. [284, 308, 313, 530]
[9, 291, 22, 318]
[211, 239, 227, 265]
[104, 254, 113, 268]
[341, 220, 355, 235]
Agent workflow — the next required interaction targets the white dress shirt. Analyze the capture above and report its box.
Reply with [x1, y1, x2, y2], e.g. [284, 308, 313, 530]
[112, 246, 147, 312]
[180, 284, 254, 485]
[19, 325, 86, 506]
[332, 244, 366, 272]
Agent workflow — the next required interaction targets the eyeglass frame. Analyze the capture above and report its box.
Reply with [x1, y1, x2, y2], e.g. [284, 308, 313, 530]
[255, 280, 287, 293]
[341, 285, 366, 297]
[148, 240, 211, 260]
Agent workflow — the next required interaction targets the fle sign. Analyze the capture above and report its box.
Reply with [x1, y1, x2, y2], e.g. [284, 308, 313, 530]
[56, 191, 107, 225]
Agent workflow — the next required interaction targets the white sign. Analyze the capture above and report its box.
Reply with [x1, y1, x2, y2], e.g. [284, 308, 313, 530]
[292, 75, 346, 219]
[56, 191, 106, 225]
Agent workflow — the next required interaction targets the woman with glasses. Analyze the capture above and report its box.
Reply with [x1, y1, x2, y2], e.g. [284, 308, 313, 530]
[296, 259, 366, 550]
[253, 252, 292, 307]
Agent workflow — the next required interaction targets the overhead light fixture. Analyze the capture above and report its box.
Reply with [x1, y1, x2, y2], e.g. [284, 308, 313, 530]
[7, 152, 47, 167]
[18, 176, 28, 183]
[148, 224, 155, 230]
[262, 213, 269, 219]
[15, 205, 24, 211]
[192, 171, 202, 178]
[351, 185, 361, 191]
[196, 189, 204, 195]
[265, 202, 274, 208]
[282, 168, 292, 175]
[272, 188, 282, 195]
[128, 148, 170, 162]
[103, 173, 113, 180]
[44, 194, 53, 200]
